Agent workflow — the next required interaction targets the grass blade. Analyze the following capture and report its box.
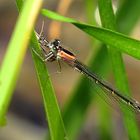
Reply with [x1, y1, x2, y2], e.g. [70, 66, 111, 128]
[98, 0, 140, 139]
[0, 0, 42, 125]
[41, 9, 140, 60]
[16, 1, 68, 140]
[30, 33, 67, 140]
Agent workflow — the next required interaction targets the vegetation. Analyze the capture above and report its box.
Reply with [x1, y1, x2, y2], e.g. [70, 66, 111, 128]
[0, 0, 140, 140]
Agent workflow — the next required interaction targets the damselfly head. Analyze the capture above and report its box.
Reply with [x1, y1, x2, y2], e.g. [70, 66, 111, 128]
[47, 39, 61, 49]
[52, 39, 61, 47]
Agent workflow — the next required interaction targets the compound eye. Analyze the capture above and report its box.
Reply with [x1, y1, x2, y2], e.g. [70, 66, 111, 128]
[47, 39, 61, 50]
[53, 39, 60, 46]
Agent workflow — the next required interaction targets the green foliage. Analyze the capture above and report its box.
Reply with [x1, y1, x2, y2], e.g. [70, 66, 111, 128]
[0, 0, 140, 140]
[0, 0, 42, 125]
[42, 9, 140, 60]
[41, 1, 140, 140]
[98, 0, 139, 139]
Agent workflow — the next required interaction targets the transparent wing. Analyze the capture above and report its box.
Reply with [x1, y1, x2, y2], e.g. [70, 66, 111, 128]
[92, 80, 140, 115]
[74, 60, 140, 114]
[91, 80, 121, 113]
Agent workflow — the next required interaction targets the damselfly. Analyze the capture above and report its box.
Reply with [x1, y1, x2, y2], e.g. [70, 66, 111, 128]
[33, 32, 140, 113]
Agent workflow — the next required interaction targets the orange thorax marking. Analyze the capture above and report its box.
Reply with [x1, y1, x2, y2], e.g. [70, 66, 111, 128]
[58, 50, 76, 60]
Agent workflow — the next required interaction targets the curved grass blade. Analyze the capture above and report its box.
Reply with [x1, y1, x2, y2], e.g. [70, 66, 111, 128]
[41, 9, 140, 60]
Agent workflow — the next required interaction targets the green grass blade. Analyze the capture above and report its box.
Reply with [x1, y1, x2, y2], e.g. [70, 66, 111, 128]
[0, 0, 42, 125]
[98, 0, 140, 139]
[41, 9, 140, 60]
[30, 33, 67, 140]
[16, 1, 68, 140]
